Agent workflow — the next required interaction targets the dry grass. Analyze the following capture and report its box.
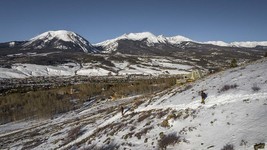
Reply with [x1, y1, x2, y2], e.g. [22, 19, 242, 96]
[135, 126, 153, 139]
[157, 109, 170, 119]
[64, 125, 83, 144]
[161, 120, 169, 128]
[137, 111, 152, 122]
[158, 132, 181, 150]
[123, 132, 135, 140]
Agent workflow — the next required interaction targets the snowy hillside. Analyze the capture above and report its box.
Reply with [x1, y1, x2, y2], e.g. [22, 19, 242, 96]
[22, 30, 97, 53]
[72, 58, 267, 150]
[1, 58, 266, 149]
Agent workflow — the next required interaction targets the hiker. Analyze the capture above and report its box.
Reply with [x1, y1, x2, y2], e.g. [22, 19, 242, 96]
[121, 106, 124, 116]
[200, 91, 207, 104]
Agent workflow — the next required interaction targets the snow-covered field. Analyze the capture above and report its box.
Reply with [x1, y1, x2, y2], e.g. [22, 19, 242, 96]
[0, 58, 266, 150]
[0, 58, 194, 78]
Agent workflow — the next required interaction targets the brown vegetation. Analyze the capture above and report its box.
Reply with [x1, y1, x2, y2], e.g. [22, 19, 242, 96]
[0, 77, 176, 124]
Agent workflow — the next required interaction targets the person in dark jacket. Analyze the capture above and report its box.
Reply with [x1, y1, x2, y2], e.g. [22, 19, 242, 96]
[121, 106, 124, 116]
[200, 91, 207, 104]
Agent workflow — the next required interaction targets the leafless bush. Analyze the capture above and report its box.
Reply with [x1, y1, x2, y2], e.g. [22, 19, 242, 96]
[133, 99, 143, 108]
[219, 84, 238, 93]
[252, 84, 260, 92]
[137, 111, 151, 122]
[254, 143, 265, 150]
[86, 142, 118, 150]
[98, 142, 118, 150]
[161, 120, 169, 128]
[135, 126, 153, 139]
[221, 144, 234, 150]
[158, 132, 181, 150]
[65, 126, 83, 144]
[123, 132, 135, 139]
[157, 109, 169, 119]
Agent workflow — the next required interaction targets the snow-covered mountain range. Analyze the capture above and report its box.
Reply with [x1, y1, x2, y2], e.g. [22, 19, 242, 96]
[0, 30, 266, 78]
[22, 30, 98, 53]
[95, 32, 267, 52]
[1, 30, 267, 54]
[202, 40, 267, 48]
[94, 32, 192, 52]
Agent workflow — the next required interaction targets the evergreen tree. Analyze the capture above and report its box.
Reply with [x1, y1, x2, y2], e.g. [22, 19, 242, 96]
[230, 58, 238, 68]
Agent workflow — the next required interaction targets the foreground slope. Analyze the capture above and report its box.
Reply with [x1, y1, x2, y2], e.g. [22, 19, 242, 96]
[77, 58, 267, 149]
[0, 58, 266, 150]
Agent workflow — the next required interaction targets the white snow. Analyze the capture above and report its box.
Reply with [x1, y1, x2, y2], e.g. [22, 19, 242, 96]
[202, 40, 267, 48]
[94, 32, 192, 51]
[9, 41, 15, 47]
[131, 58, 267, 149]
[29, 30, 80, 42]
[0, 63, 80, 78]
[95, 32, 267, 52]
[230, 41, 267, 48]
[22, 30, 94, 53]
[76, 67, 112, 76]
[203, 41, 230, 47]
[166, 35, 192, 44]
[0, 58, 194, 78]
[77, 58, 267, 149]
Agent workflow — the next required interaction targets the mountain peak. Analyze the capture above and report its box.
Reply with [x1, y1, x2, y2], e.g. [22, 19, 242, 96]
[23, 30, 97, 53]
[30, 30, 77, 42]
[95, 32, 193, 52]
[166, 35, 192, 44]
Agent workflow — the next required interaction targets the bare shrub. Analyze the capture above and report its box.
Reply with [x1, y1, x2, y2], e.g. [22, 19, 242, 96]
[240, 140, 247, 146]
[98, 142, 118, 150]
[158, 132, 181, 150]
[64, 126, 83, 144]
[137, 111, 151, 122]
[219, 84, 238, 93]
[167, 113, 176, 120]
[86, 142, 119, 150]
[161, 120, 169, 128]
[123, 132, 135, 140]
[135, 126, 153, 139]
[133, 99, 143, 108]
[221, 144, 234, 150]
[252, 84, 260, 92]
[157, 109, 169, 119]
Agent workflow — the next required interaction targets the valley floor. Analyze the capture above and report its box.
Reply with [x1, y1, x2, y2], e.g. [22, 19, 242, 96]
[0, 58, 267, 150]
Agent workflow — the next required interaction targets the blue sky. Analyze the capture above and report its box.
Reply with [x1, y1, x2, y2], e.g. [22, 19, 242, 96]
[0, 0, 266, 43]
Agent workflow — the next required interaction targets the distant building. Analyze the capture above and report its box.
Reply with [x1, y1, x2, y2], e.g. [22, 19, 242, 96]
[188, 69, 203, 81]
[176, 69, 203, 85]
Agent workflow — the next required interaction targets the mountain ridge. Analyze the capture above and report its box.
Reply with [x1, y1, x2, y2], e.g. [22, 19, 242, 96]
[95, 32, 267, 52]
[1, 30, 98, 53]
[1, 30, 267, 55]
